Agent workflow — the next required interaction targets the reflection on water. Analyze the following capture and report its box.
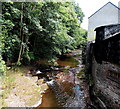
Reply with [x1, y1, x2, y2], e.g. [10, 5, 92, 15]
[57, 56, 79, 67]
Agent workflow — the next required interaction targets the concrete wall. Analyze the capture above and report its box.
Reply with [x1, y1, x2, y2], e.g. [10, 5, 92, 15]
[118, 1, 120, 23]
[88, 3, 119, 41]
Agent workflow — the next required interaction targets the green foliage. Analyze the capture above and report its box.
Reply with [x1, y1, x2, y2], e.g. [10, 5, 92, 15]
[74, 3, 84, 23]
[1, 2, 87, 65]
[0, 18, 6, 74]
[0, 56, 6, 74]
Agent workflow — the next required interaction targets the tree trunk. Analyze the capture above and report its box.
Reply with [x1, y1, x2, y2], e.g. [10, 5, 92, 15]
[17, 3, 24, 65]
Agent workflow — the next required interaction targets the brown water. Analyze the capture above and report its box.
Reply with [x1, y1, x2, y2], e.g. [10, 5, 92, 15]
[37, 50, 88, 108]
[39, 88, 59, 107]
[57, 56, 79, 67]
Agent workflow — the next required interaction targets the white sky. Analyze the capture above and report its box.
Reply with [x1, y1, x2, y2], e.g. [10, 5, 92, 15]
[75, 0, 119, 30]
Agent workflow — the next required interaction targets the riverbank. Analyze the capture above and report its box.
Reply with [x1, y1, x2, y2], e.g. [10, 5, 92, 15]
[0, 66, 48, 108]
[1, 49, 90, 108]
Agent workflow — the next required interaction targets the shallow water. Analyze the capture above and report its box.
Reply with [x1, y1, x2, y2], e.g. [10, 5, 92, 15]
[38, 88, 59, 107]
[38, 50, 88, 108]
[57, 55, 79, 67]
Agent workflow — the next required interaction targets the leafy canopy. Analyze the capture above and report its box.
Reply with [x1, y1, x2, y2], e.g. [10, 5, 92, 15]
[1, 1, 87, 67]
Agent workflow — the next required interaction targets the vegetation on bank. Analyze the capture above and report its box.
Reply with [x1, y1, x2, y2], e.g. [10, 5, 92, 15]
[0, 1, 87, 107]
[0, 1, 87, 74]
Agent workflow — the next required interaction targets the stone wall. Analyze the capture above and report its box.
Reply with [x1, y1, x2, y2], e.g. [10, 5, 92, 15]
[91, 57, 120, 109]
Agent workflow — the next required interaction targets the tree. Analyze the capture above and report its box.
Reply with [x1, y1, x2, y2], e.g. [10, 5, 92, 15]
[1, 1, 87, 65]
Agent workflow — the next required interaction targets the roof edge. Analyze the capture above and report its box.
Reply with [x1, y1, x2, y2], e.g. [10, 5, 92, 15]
[88, 2, 120, 19]
[94, 24, 120, 31]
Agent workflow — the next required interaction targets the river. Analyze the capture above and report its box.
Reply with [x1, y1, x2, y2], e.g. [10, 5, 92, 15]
[35, 49, 90, 108]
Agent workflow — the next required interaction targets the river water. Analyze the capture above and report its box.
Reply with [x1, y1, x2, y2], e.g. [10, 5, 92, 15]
[36, 50, 90, 108]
